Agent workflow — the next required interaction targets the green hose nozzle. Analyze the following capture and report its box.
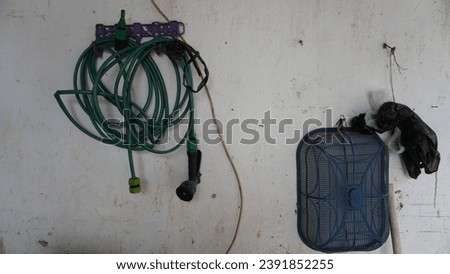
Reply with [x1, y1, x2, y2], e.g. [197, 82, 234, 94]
[115, 10, 127, 51]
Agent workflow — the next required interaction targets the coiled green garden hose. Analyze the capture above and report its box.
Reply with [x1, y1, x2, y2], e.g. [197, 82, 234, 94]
[55, 32, 208, 195]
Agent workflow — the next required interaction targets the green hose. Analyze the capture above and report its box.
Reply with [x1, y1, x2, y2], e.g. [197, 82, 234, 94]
[55, 35, 203, 192]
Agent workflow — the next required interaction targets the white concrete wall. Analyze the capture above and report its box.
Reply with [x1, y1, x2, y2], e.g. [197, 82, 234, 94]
[0, 0, 449, 253]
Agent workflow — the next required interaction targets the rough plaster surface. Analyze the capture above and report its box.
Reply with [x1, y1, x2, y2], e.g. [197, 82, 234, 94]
[0, 0, 449, 253]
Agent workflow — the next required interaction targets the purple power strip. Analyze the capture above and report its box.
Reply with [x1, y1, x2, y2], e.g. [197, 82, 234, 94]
[95, 21, 185, 43]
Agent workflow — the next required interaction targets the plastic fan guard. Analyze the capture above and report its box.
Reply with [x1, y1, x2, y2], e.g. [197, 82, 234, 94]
[296, 128, 390, 252]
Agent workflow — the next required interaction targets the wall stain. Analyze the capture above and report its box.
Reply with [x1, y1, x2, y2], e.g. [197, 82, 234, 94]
[32, 12, 47, 21]
[0, 238, 5, 254]
[6, 9, 24, 19]
[215, 223, 225, 234]
[434, 172, 439, 208]
[395, 190, 403, 212]
[38, 240, 48, 247]
[444, 0, 450, 27]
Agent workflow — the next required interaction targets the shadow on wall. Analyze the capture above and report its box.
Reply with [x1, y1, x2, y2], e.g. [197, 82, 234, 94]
[0, 238, 5, 254]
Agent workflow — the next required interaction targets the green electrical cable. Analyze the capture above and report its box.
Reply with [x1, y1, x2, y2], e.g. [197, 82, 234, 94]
[55, 35, 206, 193]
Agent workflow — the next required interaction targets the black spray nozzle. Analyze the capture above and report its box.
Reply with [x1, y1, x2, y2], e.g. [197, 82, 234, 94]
[176, 149, 202, 201]
[176, 180, 197, 202]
